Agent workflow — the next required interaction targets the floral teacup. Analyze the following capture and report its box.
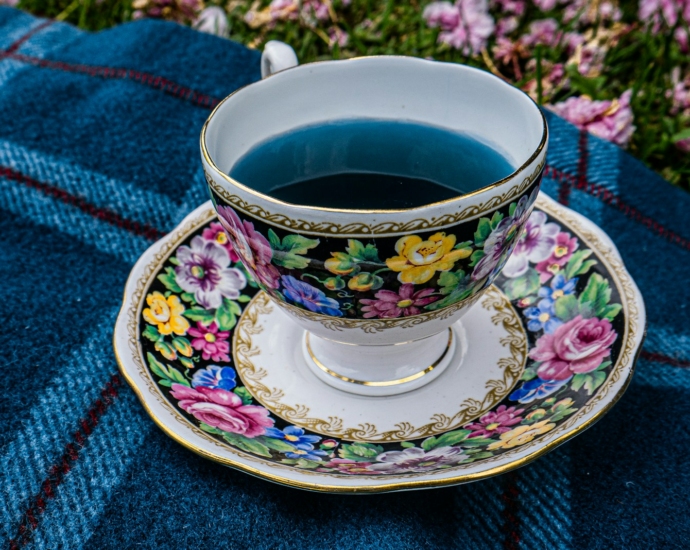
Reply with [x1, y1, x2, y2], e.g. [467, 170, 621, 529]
[201, 47, 547, 396]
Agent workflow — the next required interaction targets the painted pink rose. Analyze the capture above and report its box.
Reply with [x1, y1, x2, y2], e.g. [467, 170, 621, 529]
[465, 405, 525, 437]
[202, 222, 240, 263]
[170, 384, 273, 437]
[530, 315, 617, 380]
[535, 231, 579, 283]
[360, 284, 438, 319]
[216, 205, 280, 289]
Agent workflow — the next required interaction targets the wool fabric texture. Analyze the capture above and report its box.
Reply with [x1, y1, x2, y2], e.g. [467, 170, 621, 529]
[1, 7, 689, 548]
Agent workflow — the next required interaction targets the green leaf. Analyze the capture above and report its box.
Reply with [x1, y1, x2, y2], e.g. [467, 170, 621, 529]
[167, 366, 190, 387]
[271, 233, 320, 268]
[169, 257, 180, 266]
[584, 370, 607, 395]
[282, 234, 320, 255]
[147, 352, 168, 380]
[600, 303, 622, 321]
[400, 441, 416, 448]
[346, 239, 381, 262]
[216, 299, 241, 331]
[257, 435, 297, 453]
[422, 429, 472, 451]
[579, 273, 612, 317]
[157, 267, 182, 293]
[503, 269, 540, 301]
[554, 294, 580, 322]
[183, 308, 215, 324]
[233, 387, 253, 406]
[564, 250, 595, 280]
[672, 128, 690, 142]
[521, 366, 538, 381]
[469, 249, 485, 267]
[180, 292, 196, 304]
[571, 373, 587, 392]
[179, 357, 194, 369]
[338, 442, 384, 461]
[294, 458, 322, 469]
[267, 228, 281, 248]
[237, 294, 252, 303]
[273, 251, 311, 269]
[509, 202, 517, 216]
[474, 218, 492, 247]
[596, 360, 612, 372]
[199, 423, 223, 435]
[223, 433, 272, 457]
[454, 240, 473, 251]
[464, 451, 494, 461]
[489, 210, 504, 229]
[142, 325, 160, 342]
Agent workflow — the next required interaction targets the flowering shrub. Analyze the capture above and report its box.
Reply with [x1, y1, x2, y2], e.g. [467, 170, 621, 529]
[26, 0, 690, 190]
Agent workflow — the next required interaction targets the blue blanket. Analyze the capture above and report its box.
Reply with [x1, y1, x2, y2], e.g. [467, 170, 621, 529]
[1, 7, 689, 548]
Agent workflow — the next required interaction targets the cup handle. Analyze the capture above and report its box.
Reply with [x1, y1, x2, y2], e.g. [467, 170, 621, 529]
[261, 40, 299, 79]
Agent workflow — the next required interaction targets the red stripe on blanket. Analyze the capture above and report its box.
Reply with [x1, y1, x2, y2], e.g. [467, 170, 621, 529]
[0, 51, 221, 109]
[5, 20, 54, 54]
[0, 165, 166, 241]
[8, 374, 123, 550]
[640, 350, 690, 369]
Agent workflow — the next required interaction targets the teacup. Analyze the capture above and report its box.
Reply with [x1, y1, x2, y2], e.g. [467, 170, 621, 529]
[201, 45, 547, 396]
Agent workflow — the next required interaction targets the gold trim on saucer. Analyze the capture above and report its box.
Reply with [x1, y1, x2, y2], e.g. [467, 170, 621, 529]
[232, 287, 527, 442]
[113, 195, 643, 493]
[304, 329, 453, 387]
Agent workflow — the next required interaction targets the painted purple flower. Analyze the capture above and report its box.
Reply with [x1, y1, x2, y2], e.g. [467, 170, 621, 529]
[191, 365, 237, 391]
[530, 315, 617, 380]
[465, 405, 525, 437]
[368, 446, 468, 473]
[472, 188, 537, 282]
[423, 0, 495, 56]
[170, 384, 273, 437]
[502, 211, 560, 278]
[216, 205, 280, 290]
[509, 377, 571, 403]
[202, 222, 240, 263]
[281, 275, 342, 317]
[536, 231, 579, 282]
[175, 236, 246, 309]
[188, 321, 231, 362]
[550, 90, 635, 148]
[360, 284, 438, 319]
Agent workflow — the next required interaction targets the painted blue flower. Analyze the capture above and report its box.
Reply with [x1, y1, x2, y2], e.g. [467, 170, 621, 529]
[509, 377, 572, 404]
[264, 425, 321, 448]
[524, 299, 563, 333]
[191, 365, 237, 391]
[281, 275, 343, 317]
[284, 448, 330, 461]
[538, 274, 577, 304]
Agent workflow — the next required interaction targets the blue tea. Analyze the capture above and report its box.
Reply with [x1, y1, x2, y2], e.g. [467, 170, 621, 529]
[230, 120, 514, 210]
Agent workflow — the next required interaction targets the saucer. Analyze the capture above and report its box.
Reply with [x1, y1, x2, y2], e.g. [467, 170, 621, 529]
[114, 193, 645, 493]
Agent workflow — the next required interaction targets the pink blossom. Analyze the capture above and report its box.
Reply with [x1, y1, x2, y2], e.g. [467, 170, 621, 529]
[535, 231, 579, 283]
[0, 0, 19, 6]
[130, 0, 202, 23]
[676, 27, 689, 52]
[521, 18, 561, 48]
[202, 222, 240, 263]
[675, 137, 690, 152]
[576, 41, 607, 77]
[269, 0, 299, 21]
[216, 205, 281, 289]
[424, 0, 495, 55]
[465, 405, 525, 437]
[491, 0, 526, 15]
[639, 0, 681, 30]
[550, 90, 635, 147]
[171, 384, 274, 437]
[530, 315, 617, 380]
[360, 284, 438, 319]
[328, 26, 349, 48]
[496, 16, 519, 36]
[533, 0, 557, 11]
[565, 0, 622, 25]
[188, 321, 231, 362]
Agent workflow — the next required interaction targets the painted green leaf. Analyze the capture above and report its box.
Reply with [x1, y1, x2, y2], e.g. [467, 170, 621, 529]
[584, 370, 607, 395]
[469, 248, 485, 267]
[422, 429, 471, 451]
[564, 250, 595, 280]
[465, 451, 494, 461]
[158, 379, 173, 387]
[503, 268, 540, 301]
[237, 294, 252, 303]
[454, 240, 473, 251]
[579, 273, 611, 317]
[223, 433, 272, 458]
[346, 239, 381, 262]
[199, 423, 223, 435]
[167, 365, 190, 387]
[183, 308, 215, 324]
[400, 441, 416, 448]
[294, 459, 322, 469]
[600, 303, 622, 321]
[596, 360, 612, 372]
[509, 202, 517, 216]
[549, 407, 577, 422]
[142, 325, 160, 342]
[267, 228, 281, 248]
[157, 267, 182, 293]
[216, 299, 242, 331]
[554, 294, 580, 322]
[338, 442, 384, 462]
[180, 292, 196, 304]
[474, 218, 492, 246]
[521, 366, 538, 381]
[178, 357, 194, 369]
[271, 233, 320, 268]
[489, 210, 504, 229]
[169, 257, 180, 266]
[571, 373, 588, 392]
[273, 251, 310, 269]
[258, 435, 297, 453]
[233, 387, 253, 406]
[147, 352, 168, 380]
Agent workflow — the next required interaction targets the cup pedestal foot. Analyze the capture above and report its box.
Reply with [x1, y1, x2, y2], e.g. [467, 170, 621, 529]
[302, 328, 457, 397]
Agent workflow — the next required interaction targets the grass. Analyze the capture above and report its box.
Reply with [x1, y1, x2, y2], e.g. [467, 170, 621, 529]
[12, 0, 690, 191]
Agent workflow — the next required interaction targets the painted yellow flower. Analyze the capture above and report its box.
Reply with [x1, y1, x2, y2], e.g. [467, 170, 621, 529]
[385, 232, 471, 284]
[487, 420, 556, 450]
[143, 291, 190, 336]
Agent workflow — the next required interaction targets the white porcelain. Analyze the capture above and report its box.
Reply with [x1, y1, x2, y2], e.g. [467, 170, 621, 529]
[114, 193, 645, 493]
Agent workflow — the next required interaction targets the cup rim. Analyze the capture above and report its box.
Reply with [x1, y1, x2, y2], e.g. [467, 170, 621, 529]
[200, 55, 548, 216]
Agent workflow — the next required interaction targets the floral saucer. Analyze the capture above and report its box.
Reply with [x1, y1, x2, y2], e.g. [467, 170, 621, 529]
[114, 193, 645, 493]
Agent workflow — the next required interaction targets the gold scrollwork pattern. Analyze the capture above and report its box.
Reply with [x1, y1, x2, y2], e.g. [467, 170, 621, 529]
[205, 160, 544, 237]
[273, 289, 485, 332]
[232, 287, 528, 442]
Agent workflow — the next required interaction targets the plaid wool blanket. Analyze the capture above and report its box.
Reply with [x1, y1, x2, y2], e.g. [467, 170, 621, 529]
[1, 7, 689, 548]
